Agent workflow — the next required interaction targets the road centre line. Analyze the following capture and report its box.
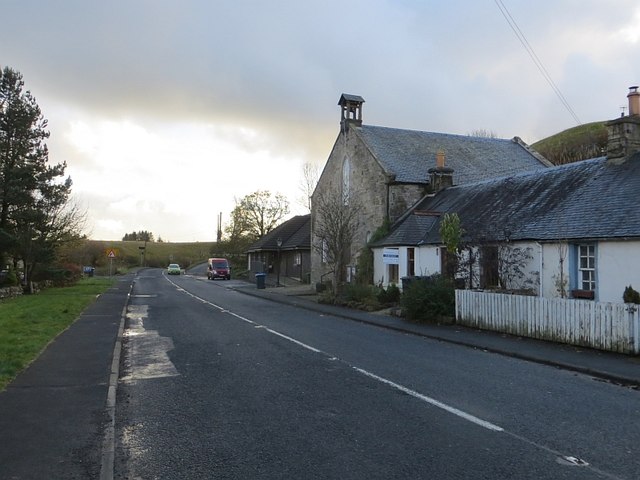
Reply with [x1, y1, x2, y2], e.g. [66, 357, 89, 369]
[164, 275, 505, 433]
[259, 326, 323, 354]
[352, 367, 504, 432]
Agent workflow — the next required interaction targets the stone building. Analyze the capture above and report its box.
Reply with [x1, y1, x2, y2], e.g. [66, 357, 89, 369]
[310, 93, 551, 286]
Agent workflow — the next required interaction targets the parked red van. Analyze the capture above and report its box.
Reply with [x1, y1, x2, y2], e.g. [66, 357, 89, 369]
[207, 258, 231, 280]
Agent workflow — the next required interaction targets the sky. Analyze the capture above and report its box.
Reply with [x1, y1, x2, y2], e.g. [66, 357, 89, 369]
[2, 0, 640, 242]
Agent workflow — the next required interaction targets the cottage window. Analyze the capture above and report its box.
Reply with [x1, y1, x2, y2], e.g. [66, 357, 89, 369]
[388, 264, 399, 284]
[321, 238, 328, 264]
[294, 252, 301, 266]
[578, 244, 596, 290]
[407, 248, 415, 277]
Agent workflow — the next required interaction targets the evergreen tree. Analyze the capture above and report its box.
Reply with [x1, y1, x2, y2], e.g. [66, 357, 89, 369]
[0, 66, 77, 280]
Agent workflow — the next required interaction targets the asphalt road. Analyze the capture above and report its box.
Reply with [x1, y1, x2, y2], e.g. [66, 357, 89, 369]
[114, 268, 640, 479]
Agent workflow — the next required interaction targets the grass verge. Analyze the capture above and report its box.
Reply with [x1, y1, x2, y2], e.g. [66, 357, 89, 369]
[0, 277, 117, 391]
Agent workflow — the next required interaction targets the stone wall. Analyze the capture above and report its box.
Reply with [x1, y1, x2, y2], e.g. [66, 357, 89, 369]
[0, 286, 24, 300]
[388, 184, 427, 222]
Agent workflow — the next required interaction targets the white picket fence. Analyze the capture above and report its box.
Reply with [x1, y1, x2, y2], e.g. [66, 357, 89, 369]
[455, 290, 640, 354]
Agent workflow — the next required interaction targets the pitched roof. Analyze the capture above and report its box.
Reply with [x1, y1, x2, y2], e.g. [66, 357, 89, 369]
[355, 125, 551, 185]
[374, 153, 640, 246]
[339, 93, 365, 104]
[246, 214, 310, 252]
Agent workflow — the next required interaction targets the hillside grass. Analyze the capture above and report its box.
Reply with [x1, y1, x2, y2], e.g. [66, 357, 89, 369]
[61, 240, 221, 274]
[102, 240, 217, 269]
[0, 277, 116, 391]
[532, 121, 607, 165]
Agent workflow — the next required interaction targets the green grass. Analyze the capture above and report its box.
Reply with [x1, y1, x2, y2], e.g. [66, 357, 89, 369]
[532, 121, 607, 165]
[59, 240, 220, 274]
[0, 277, 116, 391]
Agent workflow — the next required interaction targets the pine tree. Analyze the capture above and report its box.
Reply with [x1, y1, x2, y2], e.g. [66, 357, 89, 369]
[0, 66, 77, 281]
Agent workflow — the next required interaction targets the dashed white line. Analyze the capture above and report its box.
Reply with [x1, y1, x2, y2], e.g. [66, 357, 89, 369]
[164, 274, 503, 432]
[352, 366, 504, 432]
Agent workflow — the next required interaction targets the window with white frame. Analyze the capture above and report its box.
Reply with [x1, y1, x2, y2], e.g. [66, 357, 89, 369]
[294, 252, 301, 266]
[578, 244, 596, 290]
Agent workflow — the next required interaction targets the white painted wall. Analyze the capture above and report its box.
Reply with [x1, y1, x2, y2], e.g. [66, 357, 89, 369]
[373, 247, 386, 285]
[598, 240, 640, 303]
[415, 246, 441, 278]
[374, 239, 640, 303]
[373, 245, 441, 289]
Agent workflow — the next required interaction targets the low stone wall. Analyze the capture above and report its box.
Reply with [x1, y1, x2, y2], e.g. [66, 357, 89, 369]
[0, 286, 24, 300]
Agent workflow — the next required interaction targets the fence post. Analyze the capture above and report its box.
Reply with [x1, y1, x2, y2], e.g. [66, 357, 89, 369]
[632, 305, 640, 355]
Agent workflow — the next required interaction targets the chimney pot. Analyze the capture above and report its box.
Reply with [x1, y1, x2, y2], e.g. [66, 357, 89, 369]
[628, 85, 640, 116]
[436, 149, 445, 168]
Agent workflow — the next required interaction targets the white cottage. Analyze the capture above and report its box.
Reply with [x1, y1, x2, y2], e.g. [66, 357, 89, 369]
[372, 87, 640, 304]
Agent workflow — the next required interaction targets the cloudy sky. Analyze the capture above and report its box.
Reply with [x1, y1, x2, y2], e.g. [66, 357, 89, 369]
[2, 1, 639, 241]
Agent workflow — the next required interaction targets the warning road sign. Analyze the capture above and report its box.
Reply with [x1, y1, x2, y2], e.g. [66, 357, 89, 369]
[106, 249, 117, 258]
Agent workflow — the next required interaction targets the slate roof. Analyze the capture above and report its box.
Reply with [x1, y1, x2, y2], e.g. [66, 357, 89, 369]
[339, 93, 365, 104]
[373, 153, 640, 247]
[355, 125, 551, 185]
[246, 214, 310, 252]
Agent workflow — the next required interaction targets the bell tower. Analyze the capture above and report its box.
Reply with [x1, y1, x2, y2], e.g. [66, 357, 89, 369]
[338, 93, 365, 132]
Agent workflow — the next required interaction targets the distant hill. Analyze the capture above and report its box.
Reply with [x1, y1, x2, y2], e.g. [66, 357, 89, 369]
[531, 121, 607, 166]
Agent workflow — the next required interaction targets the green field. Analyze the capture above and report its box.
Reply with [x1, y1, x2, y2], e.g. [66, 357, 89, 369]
[61, 240, 222, 274]
[0, 277, 116, 391]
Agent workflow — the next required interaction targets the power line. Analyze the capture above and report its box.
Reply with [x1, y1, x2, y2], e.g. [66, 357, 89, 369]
[494, 0, 581, 125]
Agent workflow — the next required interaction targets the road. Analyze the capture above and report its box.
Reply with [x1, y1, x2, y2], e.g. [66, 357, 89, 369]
[114, 268, 640, 479]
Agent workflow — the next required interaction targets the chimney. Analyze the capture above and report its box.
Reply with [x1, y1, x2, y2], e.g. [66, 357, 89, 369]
[606, 86, 640, 162]
[428, 149, 454, 192]
[629, 85, 640, 116]
[338, 93, 365, 132]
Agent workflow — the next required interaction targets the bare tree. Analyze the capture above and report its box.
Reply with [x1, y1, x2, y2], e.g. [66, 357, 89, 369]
[16, 194, 87, 286]
[312, 191, 361, 293]
[468, 129, 498, 138]
[497, 244, 537, 291]
[298, 161, 321, 212]
[554, 241, 569, 298]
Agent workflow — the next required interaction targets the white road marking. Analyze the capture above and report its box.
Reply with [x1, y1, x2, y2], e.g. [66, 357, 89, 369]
[352, 367, 504, 432]
[159, 275, 626, 478]
[263, 327, 323, 354]
[164, 275, 503, 432]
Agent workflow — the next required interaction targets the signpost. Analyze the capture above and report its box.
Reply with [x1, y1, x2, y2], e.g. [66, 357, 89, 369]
[106, 249, 117, 276]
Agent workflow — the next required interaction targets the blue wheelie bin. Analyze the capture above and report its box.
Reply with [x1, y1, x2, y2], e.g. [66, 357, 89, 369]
[255, 272, 266, 289]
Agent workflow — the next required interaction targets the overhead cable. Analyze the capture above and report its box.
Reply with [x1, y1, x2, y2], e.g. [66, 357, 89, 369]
[494, 0, 581, 125]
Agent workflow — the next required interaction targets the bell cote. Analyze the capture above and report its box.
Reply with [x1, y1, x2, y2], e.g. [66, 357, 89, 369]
[338, 93, 365, 132]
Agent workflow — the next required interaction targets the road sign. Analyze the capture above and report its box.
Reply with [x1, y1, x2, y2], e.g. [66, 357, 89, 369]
[107, 249, 117, 258]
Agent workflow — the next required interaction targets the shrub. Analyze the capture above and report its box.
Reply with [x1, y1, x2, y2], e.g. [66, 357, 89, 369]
[343, 283, 375, 303]
[400, 274, 455, 322]
[623, 285, 640, 304]
[1, 268, 19, 287]
[377, 283, 400, 304]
